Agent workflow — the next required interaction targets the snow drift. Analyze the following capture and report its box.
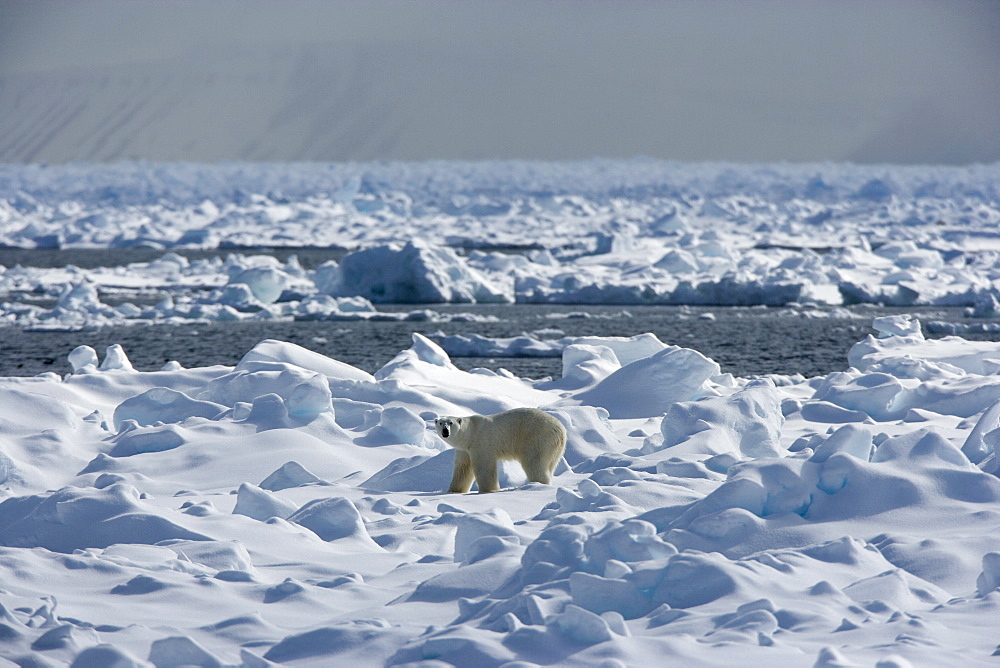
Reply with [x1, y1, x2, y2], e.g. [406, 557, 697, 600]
[0, 317, 999, 666]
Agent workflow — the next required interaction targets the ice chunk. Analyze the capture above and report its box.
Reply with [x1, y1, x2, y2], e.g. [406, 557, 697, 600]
[812, 372, 907, 422]
[431, 332, 563, 358]
[565, 345, 720, 419]
[867, 356, 965, 382]
[57, 281, 102, 310]
[360, 453, 443, 492]
[873, 428, 971, 467]
[243, 393, 293, 430]
[555, 344, 621, 391]
[71, 644, 146, 668]
[200, 362, 334, 420]
[650, 552, 737, 608]
[462, 535, 520, 565]
[239, 338, 375, 383]
[233, 482, 299, 521]
[969, 291, 1000, 318]
[100, 344, 134, 371]
[809, 424, 874, 463]
[842, 568, 944, 607]
[287, 497, 379, 547]
[0, 484, 209, 552]
[729, 460, 812, 517]
[312, 260, 342, 295]
[816, 454, 861, 495]
[216, 283, 259, 310]
[569, 571, 650, 619]
[285, 377, 335, 419]
[263, 621, 409, 665]
[410, 331, 453, 367]
[566, 333, 667, 366]
[113, 388, 225, 430]
[160, 540, 254, 572]
[229, 265, 289, 304]
[713, 606, 779, 638]
[976, 552, 1000, 597]
[813, 646, 855, 668]
[406, 555, 522, 602]
[453, 509, 518, 562]
[68, 345, 99, 372]
[670, 478, 767, 527]
[685, 507, 761, 543]
[584, 519, 677, 564]
[521, 523, 591, 574]
[656, 378, 783, 458]
[108, 424, 186, 457]
[962, 399, 1000, 472]
[875, 656, 914, 668]
[872, 314, 924, 340]
[799, 401, 872, 424]
[370, 406, 429, 446]
[547, 406, 623, 465]
[260, 461, 326, 491]
[331, 240, 513, 303]
[850, 323, 1000, 376]
[550, 604, 613, 644]
[148, 636, 224, 668]
[31, 622, 97, 651]
[654, 248, 699, 274]
[547, 482, 636, 516]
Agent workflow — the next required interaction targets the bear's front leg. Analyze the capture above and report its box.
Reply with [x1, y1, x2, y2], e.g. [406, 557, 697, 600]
[448, 450, 474, 493]
[472, 454, 500, 493]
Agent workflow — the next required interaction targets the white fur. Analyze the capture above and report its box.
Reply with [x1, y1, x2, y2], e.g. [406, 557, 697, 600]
[434, 407, 566, 493]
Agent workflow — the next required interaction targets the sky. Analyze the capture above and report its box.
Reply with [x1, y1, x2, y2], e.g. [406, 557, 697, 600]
[0, 0, 998, 165]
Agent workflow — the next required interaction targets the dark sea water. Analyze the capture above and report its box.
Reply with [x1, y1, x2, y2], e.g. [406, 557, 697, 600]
[0, 247, 346, 271]
[3, 303, 987, 380]
[1, 249, 997, 379]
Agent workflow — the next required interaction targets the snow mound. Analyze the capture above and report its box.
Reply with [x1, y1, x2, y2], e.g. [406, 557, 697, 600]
[561, 345, 720, 418]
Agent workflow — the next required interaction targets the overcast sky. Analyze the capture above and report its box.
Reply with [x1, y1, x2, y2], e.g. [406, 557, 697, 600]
[1, 0, 998, 164]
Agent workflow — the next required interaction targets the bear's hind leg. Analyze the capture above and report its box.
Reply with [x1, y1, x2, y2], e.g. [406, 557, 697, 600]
[448, 450, 475, 493]
[521, 451, 553, 485]
[472, 454, 500, 493]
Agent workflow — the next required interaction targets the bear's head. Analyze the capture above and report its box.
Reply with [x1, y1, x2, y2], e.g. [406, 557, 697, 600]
[434, 416, 463, 440]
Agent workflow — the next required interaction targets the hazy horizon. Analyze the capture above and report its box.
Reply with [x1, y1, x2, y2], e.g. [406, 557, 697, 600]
[1, 0, 998, 165]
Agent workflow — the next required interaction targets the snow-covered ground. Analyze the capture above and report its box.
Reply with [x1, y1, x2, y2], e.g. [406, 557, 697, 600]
[1, 317, 1000, 666]
[1, 161, 1000, 666]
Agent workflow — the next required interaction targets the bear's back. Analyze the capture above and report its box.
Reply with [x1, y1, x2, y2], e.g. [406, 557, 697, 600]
[489, 408, 564, 442]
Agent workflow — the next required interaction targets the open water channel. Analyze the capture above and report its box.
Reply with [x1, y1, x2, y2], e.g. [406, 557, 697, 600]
[0, 249, 996, 379]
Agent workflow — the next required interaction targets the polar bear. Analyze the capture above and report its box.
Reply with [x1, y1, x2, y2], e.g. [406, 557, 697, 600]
[434, 407, 566, 493]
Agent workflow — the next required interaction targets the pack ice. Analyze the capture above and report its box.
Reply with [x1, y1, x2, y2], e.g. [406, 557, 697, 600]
[1, 160, 1000, 330]
[0, 314, 998, 666]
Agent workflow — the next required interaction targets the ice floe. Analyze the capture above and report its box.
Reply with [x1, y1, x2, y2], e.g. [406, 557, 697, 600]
[0, 316, 998, 665]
